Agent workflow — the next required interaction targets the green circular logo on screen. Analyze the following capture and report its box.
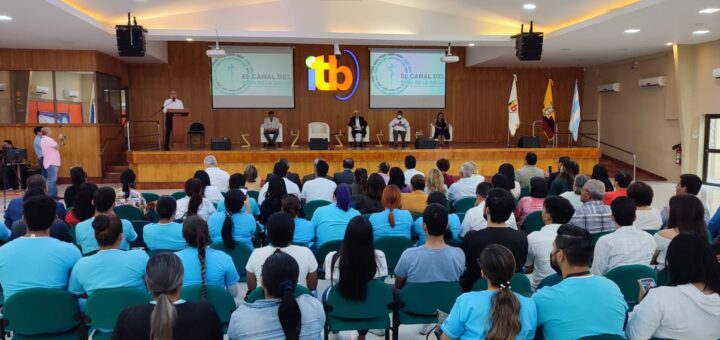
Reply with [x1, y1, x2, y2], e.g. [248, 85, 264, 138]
[371, 53, 412, 95]
[212, 56, 254, 95]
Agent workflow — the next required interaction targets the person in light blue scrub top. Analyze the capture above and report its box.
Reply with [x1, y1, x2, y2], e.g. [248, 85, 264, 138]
[175, 216, 240, 297]
[69, 214, 149, 295]
[75, 187, 138, 255]
[144, 195, 186, 251]
[281, 194, 315, 245]
[0, 195, 81, 300]
[216, 173, 260, 216]
[412, 192, 461, 245]
[369, 184, 413, 239]
[312, 184, 360, 249]
[207, 189, 256, 250]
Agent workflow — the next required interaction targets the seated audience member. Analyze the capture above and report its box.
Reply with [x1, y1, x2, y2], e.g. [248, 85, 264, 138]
[560, 175, 588, 210]
[548, 160, 578, 196]
[333, 158, 355, 185]
[312, 184, 360, 249]
[661, 174, 711, 227]
[603, 170, 632, 205]
[65, 182, 98, 226]
[228, 251, 325, 340]
[499, 163, 521, 198]
[175, 216, 239, 296]
[9, 188, 72, 242]
[176, 178, 216, 221]
[259, 161, 301, 205]
[282, 194, 315, 245]
[216, 173, 260, 216]
[515, 177, 548, 226]
[491, 173, 511, 192]
[69, 215, 149, 295]
[448, 161, 485, 202]
[403, 155, 424, 187]
[75, 187, 138, 255]
[208, 189, 255, 250]
[351, 168, 368, 196]
[627, 234, 720, 340]
[654, 194, 709, 270]
[395, 203, 465, 289]
[525, 196, 575, 290]
[402, 174, 429, 214]
[63, 165, 87, 208]
[194, 170, 224, 203]
[547, 156, 570, 185]
[425, 168, 448, 195]
[144, 196, 185, 251]
[627, 181, 662, 230]
[533, 224, 627, 339]
[377, 161, 391, 184]
[204, 155, 230, 192]
[515, 152, 545, 189]
[437, 158, 455, 188]
[0, 195, 81, 300]
[244, 164, 262, 192]
[413, 192, 461, 244]
[353, 173, 386, 214]
[369, 185, 413, 239]
[591, 197, 656, 275]
[4, 174, 67, 228]
[388, 166, 411, 193]
[258, 175, 286, 225]
[112, 252, 223, 340]
[301, 159, 337, 202]
[461, 183, 518, 236]
[442, 244, 537, 340]
[710, 207, 720, 239]
[302, 158, 326, 184]
[264, 158, 302, 189]
[460, 189, 528, 292]
[592, 163, 615, 192]
[570, 179, 614, 233]
[324, 216, 388, 283]
[116, 169, 147, 212]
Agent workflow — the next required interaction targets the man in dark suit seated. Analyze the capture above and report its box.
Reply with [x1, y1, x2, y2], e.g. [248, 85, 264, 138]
[347, 110, 368, 147]
[333, 158, 355, 185]
[264, 158, 301, 189]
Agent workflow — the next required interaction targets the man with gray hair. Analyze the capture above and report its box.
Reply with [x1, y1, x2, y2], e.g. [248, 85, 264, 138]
[570, 179, 614, 233]
[561, 175, 589, 209]
[447, 161, 485, 202]
[203, 155, 230, 192]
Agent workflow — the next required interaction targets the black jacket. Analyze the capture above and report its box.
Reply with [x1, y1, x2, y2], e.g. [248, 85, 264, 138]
[347, 116, 368, 129]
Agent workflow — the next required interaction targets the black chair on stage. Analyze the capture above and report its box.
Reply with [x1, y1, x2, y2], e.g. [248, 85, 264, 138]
[187, 122, 205, 146]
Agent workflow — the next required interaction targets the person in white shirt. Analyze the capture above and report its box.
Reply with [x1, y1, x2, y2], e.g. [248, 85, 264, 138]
[461, 182, 518, 236]
[262, 111, 281, 147]
[524, 196, 575, 290]
[300, 160, 336, 203]
[389, 110, 410, 147]
[175, 178, 216, 221]
[447, 161, 485, 202]
[591, 197, 656, 276]
[162, 90, 184, 150]
[403, 155, 424, 187]
[203, 155, 230, 192]
[258, 161, 300, 205]
[560, 175, 588, 210]
[627, 181, 662, 230]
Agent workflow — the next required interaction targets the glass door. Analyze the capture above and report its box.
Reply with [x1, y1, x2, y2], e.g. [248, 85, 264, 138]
[703, 114, 720, 186]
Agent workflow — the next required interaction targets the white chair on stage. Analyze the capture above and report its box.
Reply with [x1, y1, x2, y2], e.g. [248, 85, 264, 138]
[308, 122, 330, 142]
[260, 123, 283, 147]
[388, 125, 412, 146]
[347, 126, 370, 145]
[430, 123, 453, 146]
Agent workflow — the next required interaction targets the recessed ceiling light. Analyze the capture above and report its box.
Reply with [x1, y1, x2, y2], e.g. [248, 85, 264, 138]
[665, 42, 674, 46]
[468, 43, 475, 47]
[624, 28, 640, 34]
[523, 3, 536, 10]
[0, 15, 12, 21]
[699, 8, 720, 14]
[185, 37, 193, 41]
[693, 30, 710, 35]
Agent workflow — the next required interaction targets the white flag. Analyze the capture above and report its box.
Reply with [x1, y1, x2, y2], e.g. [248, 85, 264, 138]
[569, 79, 581, 141]
[508, 74, 520, 137]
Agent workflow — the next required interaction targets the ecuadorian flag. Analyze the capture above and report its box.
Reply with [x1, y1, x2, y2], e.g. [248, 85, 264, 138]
[542, 79, 555, 140]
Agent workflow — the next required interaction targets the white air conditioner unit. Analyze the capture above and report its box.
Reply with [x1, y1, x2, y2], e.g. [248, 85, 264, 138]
[597, 82, 621, 93]
[33, 85, 49, 94]
[0, 83, 6, 92]
[63, 89, 79, 98]
[713, 68, 720, 80]
[638, 76, 666, 88]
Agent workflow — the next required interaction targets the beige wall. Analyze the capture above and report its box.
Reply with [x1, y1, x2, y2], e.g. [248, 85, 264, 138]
[0, 71, 10, 123]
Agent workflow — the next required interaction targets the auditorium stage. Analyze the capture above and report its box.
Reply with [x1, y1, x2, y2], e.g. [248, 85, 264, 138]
[127, 144, 601, 189]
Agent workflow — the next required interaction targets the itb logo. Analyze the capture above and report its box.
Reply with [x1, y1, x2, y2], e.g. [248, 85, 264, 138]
[305, 49, 360, 101]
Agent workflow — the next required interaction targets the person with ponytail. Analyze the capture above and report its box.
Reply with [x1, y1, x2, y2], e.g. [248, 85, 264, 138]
[144, 196, 186, 251]
[258, 175, 287, 225]
[115, 168, 147, 212]
[311, 184, 360, 249]
[228, 251, 325, 340]
[369, 184, 413, 239]
[193, 170, 224, 203]
[175, 178, 216, 221]
[441, 244, 537, 339]
[207, 189, 256, 250]
[65, 182, 98, 226]
[282, 194, 315, 245]
[175, 216, 239, 297]
[112, 252, 223, 340]
[216, 173, 259, 216]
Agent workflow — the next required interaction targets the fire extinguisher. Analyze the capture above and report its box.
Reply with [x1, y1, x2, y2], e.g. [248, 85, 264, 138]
[672, 144, 682, 165]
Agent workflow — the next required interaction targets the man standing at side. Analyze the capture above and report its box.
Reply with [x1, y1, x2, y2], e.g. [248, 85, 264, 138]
[262, 111, 281, 147]
[347, 110, 368, 147]
[516, 152, 545, 189]
[162, 90, 184, 150]
[33, 126, 46, 178]
[40, 127, 64, 199]
[204, 155, 230, 192]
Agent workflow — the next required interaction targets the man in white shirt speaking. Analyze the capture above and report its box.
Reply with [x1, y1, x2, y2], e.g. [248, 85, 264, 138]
[203, 155, 230, 192]
[389, 110, 410, 147]
[300, 160, 336, 203]
[262, 111, 281, 147]
[162, 90, 184, 150]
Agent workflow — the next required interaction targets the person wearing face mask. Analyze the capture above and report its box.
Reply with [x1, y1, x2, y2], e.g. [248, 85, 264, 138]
[532, 224, 627, 339]
[389, 110, 410, 147]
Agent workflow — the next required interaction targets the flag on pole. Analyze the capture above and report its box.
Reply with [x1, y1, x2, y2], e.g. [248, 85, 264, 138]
[569, 79, 581, 142]
[542, 79, 555, 140]
[508, 74, 520, 137]
[89, 80, 97, 124]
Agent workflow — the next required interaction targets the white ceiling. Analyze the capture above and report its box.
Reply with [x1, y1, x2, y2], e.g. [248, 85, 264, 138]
[0, 0, 718, 66]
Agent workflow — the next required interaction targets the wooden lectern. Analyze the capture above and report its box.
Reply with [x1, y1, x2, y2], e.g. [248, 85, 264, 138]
[167, 108, 190, 148]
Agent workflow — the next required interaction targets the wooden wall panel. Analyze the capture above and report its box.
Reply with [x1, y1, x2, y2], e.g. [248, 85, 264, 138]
[0, 49, 128, 85]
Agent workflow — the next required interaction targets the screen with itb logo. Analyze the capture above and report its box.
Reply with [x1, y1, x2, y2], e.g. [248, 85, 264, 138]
[369, 49, 446, 108]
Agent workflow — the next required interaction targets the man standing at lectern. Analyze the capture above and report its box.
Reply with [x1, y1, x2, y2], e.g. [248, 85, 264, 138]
[163, 90, 184, 150]
[347, 110, 368, 147]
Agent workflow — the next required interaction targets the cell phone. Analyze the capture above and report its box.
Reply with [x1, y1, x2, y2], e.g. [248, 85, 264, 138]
[638, 278, 657, 291]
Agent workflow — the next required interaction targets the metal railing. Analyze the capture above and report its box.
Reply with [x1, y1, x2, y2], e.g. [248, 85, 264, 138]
[555, 120, 601, 148]
[126, 120, 162, 151]
[580, 134, 636, 180]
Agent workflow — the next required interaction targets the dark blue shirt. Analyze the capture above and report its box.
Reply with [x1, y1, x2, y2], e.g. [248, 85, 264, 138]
[3, 198, 67, 229]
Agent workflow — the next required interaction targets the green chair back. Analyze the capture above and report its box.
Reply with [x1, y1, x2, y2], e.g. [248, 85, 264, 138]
[145, 209, 159, 223]
[374, 236, 413, 273]
[452, 197, 476, 214]
[325, 280, 394, 334]
[2, 288, 83, 337]
[397, 282, 462, 325]
[604, 264, 657, 311]
[147, 249, 176, 257]
[315, 240, 344, 278]
[113, 205, 144, 221]
[522, 211, 544, 234]
[130, 220, 149, 248]
[85, 288, 150, 335]
[246, 285, 311, 303]
[303, 200, 332, 220]
[519, 186, 530, 198]
[591, 231, 613, 246]
[643, 229, 658, 235]
[580, 334, 626, 339]
[456, 212, 465, 223]
[362, 213, 373, 219]
[657, 267, 671, 286]
[141, 192, 160, 203]
[247, 190, 259, 201]
[210, 241, 253, 282]
[537, 273, 563, 290]
[446, 238, 462, 247]
[410, 212, 423, 222]
[171, 191, 186, 200]
[180, 285, 236, 330]
[471, 273, 533, 297]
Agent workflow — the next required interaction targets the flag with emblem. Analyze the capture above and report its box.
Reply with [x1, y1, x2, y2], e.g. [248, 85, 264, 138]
[508, 74, 520, 137]
[542, 79, 555, 140]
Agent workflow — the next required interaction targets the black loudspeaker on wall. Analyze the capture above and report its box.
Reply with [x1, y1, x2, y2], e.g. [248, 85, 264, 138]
[309, 138, 329, 150]
[116, 25, 146, 57]
[210, 138, 232, 150]
[415, 137, 437, 149]
[517, 136, 541, 148]
[513, 21, 543, 61]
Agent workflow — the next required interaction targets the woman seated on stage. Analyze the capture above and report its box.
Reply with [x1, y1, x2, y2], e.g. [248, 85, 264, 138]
[353, 173, 386, 215]
[194, 170, 224, 203]
[115, 169, 147, 212]
[369, 185, 413, 240]
[388, 167, 411, 193]
[311, 184, 360, 250]
[175, 178, 216, 221]
[244, 164, 262, 192]
[207, 189, 256, 250]
[433, 111, 451, 142]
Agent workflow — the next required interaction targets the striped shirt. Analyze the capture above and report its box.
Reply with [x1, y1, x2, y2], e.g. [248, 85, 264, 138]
[570, 201, 614, 234]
